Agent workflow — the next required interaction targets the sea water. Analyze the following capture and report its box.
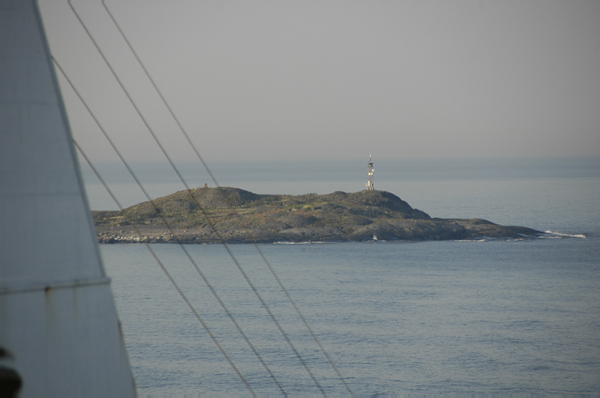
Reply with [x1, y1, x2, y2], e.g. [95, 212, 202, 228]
[83, 157, 600, 396]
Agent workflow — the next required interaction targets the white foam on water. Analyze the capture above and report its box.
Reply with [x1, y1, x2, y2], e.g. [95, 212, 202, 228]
[457, 238, 488, 243]
[273, 240, 332, 245]
[542, 231, 587, 239]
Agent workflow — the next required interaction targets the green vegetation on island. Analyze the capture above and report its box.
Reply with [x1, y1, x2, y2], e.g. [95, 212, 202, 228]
[93, 187, 541, 244]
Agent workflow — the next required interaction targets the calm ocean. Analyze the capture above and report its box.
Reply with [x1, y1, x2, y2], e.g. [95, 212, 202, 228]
[83, 157, 600, 396]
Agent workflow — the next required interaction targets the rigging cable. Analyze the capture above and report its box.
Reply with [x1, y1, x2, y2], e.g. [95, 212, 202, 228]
[63, 0, 327, 396]
[100, 2, 354, 395]
[53, 58, 284, 397]
[72, 138, 256, 397]
[66, 1, 327, 394]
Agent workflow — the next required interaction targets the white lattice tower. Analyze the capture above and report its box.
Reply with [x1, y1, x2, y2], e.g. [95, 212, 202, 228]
[366, 155, 374, 191]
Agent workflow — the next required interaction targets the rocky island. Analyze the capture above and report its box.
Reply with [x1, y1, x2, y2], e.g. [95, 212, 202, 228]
[93, 187, 541, 244]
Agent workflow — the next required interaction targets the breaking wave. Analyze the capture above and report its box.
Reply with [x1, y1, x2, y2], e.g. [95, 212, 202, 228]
[542, 231, 587, 239]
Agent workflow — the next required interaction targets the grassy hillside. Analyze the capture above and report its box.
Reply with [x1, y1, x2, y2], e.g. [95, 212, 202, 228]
[93, 187, 539, 243]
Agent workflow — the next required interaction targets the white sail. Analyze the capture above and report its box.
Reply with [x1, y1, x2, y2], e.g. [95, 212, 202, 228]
[0, 0, 136, 396]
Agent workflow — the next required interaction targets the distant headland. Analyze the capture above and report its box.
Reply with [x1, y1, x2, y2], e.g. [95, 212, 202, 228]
[93, 187, 541, 244]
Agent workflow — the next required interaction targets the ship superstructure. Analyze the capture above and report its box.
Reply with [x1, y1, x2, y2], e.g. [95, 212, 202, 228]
[0, 1, 136, 396]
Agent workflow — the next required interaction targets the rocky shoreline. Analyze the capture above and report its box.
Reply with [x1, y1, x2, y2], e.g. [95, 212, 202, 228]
[93, 187, 542, 244]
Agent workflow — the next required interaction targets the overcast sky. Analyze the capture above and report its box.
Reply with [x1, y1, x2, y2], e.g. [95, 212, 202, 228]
[40, 0, 600, 163]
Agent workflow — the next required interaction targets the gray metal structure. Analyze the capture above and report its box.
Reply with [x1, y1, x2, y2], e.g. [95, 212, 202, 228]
[0, 0, 136, 396]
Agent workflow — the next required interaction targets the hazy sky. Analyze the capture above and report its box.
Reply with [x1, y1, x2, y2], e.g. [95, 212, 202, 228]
[40, 0, 600, 162]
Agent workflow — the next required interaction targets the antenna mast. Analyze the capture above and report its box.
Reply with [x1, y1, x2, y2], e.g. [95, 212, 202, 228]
[366, 155, 375, 191]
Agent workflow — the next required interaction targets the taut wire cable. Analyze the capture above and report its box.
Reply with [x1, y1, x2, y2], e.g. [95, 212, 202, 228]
[100, 2, 354, 395]
[72, 139, 256, 397]
[67, 1, 326, 394]
[53, 57, 286, 396]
